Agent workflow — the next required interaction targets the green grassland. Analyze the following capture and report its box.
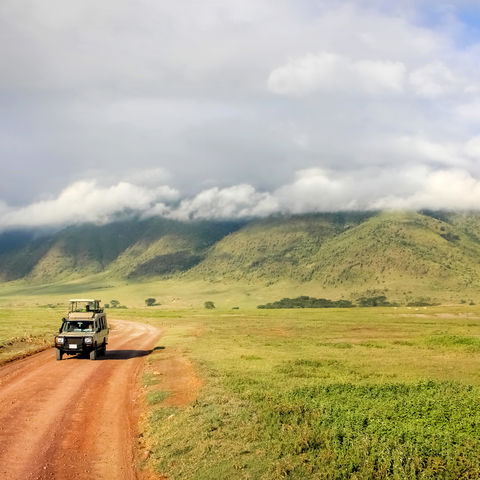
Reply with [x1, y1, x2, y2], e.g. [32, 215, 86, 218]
[110, 305, 480, 480]
[2, 300, 480, 478]
[0, 305, 61, 364]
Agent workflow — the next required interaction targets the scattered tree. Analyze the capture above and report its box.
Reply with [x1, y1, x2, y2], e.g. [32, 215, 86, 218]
[110, 300, 120, 308]
[204, 301, 215, 309]
[145, 297, 156, 307]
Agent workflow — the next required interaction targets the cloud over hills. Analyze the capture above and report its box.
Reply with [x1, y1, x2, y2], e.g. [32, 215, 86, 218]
[3, 166, 480, 229]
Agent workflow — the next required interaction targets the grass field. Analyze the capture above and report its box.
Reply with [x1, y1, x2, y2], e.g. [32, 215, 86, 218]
[0, 276, 359, 310]
[2, 302, 480, 478]
[113, 305, 480, 480]
[1, 274, 477, 313]
[0, 305, 61, 364]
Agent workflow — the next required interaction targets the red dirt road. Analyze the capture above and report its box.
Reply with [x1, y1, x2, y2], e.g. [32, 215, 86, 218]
[0, 320, 160, 480]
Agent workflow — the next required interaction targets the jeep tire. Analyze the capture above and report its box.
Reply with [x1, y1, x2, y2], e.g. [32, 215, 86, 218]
[56, 349, 63, 361]
[89, 348, 97, 361]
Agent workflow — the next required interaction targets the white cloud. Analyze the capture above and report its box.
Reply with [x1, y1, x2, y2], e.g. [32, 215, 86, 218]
[456, 100, 480, 123]
[267, 52, 406, 96]
[0, 181, 179, 229]
[277, 167, 480, 213]
[394, 136, 466, 166]
[275, 168, 356, 212]
[464, 136, 480, 159]
[126, 167, 172, 187]
[373, 169, 480, 210]
[169, 184, 279, 220]
[3, 165, 480, 230]
[409, 62, 459, 97]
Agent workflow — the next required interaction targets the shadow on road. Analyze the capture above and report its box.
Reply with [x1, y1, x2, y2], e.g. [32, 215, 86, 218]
[60, 346, 166, 361]
[101, 349, 154, 360]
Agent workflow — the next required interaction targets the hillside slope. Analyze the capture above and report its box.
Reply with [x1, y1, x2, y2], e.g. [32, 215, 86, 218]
[2, 211, 480, 301]
[0, 218, 244, 282]
[188, 211, 480, 298]
[188, 212, 374, 281]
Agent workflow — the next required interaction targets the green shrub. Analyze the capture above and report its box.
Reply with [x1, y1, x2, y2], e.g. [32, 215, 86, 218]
[357, 295, 395, 307]
[258, 296, 353, 309]
[145, 297, 156, 307]
[407, 297, 436, 307]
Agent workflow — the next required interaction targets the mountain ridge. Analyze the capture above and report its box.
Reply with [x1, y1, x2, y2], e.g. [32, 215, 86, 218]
[2, 211, 480, 301]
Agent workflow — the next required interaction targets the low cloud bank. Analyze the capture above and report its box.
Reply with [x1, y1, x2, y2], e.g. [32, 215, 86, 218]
[0, 181, 179, 229]
[2, 166, 480, 230]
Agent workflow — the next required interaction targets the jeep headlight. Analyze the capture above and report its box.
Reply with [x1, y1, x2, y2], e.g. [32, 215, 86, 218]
[56, 336, 65, 344]
[84, 337, 93, 344]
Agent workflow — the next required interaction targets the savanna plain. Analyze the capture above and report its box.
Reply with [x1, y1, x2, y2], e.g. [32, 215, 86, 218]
[1, 292, 480, 479]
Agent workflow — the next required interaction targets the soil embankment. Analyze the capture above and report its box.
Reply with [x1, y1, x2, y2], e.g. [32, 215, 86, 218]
[0, 319, 160, 480]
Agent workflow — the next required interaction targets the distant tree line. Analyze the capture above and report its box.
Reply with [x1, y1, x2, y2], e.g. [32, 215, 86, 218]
[257, 295, 437, 309]
[257, 296, 354, 309]
[356, 295, 396, 307]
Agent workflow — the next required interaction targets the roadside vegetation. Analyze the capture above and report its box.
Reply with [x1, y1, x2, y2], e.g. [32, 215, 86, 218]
[0, 305, 60, 364]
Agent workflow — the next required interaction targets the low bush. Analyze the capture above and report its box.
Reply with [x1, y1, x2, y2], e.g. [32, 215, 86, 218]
[258, 296, 353, 309]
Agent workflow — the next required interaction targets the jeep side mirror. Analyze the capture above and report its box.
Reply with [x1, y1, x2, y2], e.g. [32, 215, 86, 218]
[58, 328, 62, 333]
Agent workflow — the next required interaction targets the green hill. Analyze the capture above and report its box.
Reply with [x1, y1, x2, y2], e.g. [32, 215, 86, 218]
[0, 218, 244, 283]
[185, 211, 480, 300]
[2, 211, 480, 303]
[188, 212, 374, 282]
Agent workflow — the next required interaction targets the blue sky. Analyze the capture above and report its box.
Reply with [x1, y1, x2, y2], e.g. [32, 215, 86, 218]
[456, 6, 480, 45]
[413, 2, 480, 45]
[1, 0, 480, 228]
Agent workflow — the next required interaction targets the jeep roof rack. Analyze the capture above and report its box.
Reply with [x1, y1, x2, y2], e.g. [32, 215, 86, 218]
[69, 299, 100, 302]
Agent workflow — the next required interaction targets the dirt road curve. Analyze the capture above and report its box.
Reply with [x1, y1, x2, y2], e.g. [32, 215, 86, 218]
[0, 320, 160, 480]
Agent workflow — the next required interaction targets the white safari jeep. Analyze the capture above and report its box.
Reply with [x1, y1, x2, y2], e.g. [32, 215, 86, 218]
[55, 299, 109, 361]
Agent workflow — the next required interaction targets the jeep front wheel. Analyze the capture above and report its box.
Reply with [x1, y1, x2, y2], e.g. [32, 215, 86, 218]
[56, 349, 63, 361]
[89, 348, 97, 361]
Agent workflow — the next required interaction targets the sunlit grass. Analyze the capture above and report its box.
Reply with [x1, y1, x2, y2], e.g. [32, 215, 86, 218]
[0, 306, 62, 363]
[128, 305, 480, 479]
[2, 302, 480, 478]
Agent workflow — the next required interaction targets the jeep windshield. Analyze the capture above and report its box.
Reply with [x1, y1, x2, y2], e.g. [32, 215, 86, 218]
[63, 321, 94, 332]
